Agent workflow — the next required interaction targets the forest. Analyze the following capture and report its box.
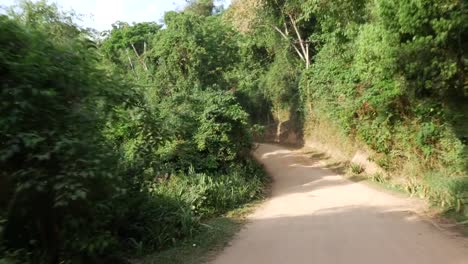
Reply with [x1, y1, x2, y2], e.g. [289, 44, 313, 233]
[0, 0, 467, 263]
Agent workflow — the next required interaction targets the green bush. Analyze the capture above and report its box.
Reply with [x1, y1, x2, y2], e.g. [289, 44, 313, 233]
[152, 161, 267, 218]
[112, 190, 199, 253]
[297, 0, 468, 213]
[0, 1, 272, 262]
[0, 13, 126, 262]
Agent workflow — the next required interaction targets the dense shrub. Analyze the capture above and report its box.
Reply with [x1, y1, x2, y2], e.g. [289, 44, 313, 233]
[153, 161, 267, 218]
[299, 0, 468, 212]
[0, 12, 126, 262]
[0, 1, 268, 263]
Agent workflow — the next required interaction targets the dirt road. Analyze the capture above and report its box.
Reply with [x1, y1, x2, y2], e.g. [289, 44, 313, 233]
[211, 144, 468, 264]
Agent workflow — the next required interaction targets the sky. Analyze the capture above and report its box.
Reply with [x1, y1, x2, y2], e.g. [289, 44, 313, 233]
[0, 0, 232, 31]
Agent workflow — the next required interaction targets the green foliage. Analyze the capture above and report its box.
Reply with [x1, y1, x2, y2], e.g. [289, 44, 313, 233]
[422, 172, 468, 213]
[101, 21, 161, 64]
[297, 0, 468, 213]
[112, 189, 199, 253]
[98, 7, 267, 259]
[148, 12, 239, 93]
[0, 1, 268, 263]
[376, 0, 468, 97]
[101, 11, 256, 175]
[0, 11, 125, 262]
[105, 162, 266, 254]
[184, 0, 215, 17]
[227, 33, 274, 124]
[350, 163, 364, 175]
[194, 91, 252, 169]
[115, 90, 253, 174]
[5, 0, 83, 41]
[260, 50, 300, 109]
[152, 162, 267, 219]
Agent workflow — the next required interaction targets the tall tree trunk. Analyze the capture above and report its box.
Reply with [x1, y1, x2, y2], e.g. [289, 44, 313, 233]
[288, 14, 309, 68]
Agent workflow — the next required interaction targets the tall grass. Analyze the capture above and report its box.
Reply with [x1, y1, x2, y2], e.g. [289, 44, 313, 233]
[125, 160, 268, 254]
[152, 163, 267, 218]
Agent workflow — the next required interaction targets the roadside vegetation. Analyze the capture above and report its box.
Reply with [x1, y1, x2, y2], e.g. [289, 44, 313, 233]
[0, 0, 467, 263]
[227, 0, 467, 217]
[0, 1, 267, 263]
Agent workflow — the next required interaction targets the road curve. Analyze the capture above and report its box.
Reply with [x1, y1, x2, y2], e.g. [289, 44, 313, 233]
[210, 144, 468, 264]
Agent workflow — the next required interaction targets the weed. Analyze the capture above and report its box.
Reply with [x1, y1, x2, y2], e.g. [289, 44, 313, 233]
[350, 163, 364, 175]
[141, 191, 265, 264]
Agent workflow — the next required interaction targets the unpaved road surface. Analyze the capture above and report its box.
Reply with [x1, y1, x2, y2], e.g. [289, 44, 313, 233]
[211, 144, 468, 264]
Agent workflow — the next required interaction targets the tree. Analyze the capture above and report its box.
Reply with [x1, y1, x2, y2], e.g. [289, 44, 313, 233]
[0, 12, 126, 262]
[5, 0, 84, 42]
[100, 21, 161, 73]
[184, 0, 215, 16]
[227, 0, 314, 68]
[265, 0, 313, 68]
[225, 0, 263, 33]
[149, 11, 239, 93]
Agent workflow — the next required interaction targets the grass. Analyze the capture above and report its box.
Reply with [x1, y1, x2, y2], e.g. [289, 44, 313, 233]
[125, 158, 271, 264]
[139, 198, 264, 264]
[350, 163, 364, 175]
